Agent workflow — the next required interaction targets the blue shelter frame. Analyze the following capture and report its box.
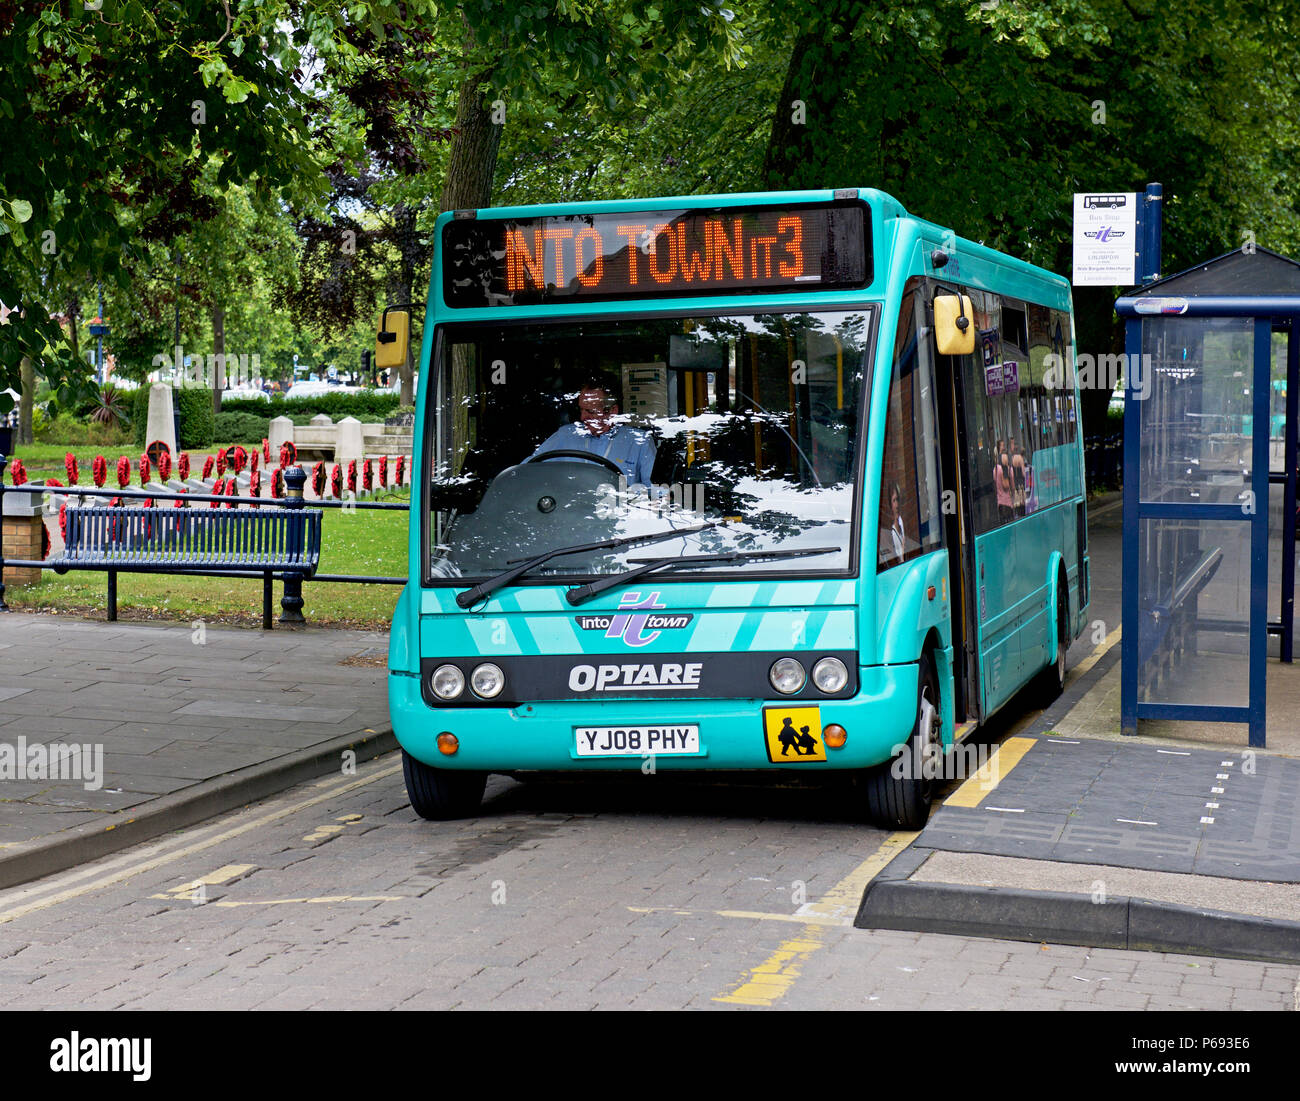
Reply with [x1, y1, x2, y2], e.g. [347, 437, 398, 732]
[1115, 247, 1300, 748]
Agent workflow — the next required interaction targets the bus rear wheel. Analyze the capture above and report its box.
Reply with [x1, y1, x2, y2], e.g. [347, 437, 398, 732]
[1033, 579, 1068, 706]
[403, 751, 487, 820]
[861, 653, 940, 830]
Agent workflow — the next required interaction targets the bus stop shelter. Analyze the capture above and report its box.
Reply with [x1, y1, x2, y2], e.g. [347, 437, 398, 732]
[1115, 247, 1300, 748]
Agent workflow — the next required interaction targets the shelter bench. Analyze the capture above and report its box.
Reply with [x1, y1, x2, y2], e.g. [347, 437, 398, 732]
[1137, 544, 1224, 688]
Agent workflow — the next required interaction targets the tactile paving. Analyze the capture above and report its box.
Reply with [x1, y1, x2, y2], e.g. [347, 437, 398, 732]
[919, 738, 1300, 882]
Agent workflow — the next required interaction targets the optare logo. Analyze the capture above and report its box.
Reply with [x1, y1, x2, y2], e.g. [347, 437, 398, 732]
[574, 591, 693, 648]
[568, 662, 704, 693]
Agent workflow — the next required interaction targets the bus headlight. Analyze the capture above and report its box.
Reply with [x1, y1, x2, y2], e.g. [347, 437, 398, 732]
[471, 663, 505, 699]
[430, 664, 465, 701]
[769, 657, 806, 695]
[812, 657, 849, 694]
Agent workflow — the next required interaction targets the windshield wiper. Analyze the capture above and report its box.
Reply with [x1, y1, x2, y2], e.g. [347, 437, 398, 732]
[564, 546, 841, 606]
[455, 521, 720, 608]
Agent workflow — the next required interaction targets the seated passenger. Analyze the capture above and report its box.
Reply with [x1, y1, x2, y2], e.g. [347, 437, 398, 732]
[530, 376, 656, 487]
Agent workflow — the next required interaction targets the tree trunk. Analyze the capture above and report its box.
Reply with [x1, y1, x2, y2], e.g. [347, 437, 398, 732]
[428, 63, 503, 410]
[66, 296, 81, 371]
[761, 32, 826, 190]
[439, 67, 504, 214]
[211, 305, 225, 415]
[760, 7, 863, 191]
[18, 355, 34, 445]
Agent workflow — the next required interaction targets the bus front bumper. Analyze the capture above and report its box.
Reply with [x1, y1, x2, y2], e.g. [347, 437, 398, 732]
[389, 662, 920, 772]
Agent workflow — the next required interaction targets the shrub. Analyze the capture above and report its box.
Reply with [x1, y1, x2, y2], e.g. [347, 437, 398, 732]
[220, 391, 401, 421]
[36, 414, 130, 448]
[213, 411, 271, 444]
[176, 388, 216, 450]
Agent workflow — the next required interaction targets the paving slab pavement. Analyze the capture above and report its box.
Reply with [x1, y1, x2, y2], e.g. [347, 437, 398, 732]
[0, 613, 394, 889]
[2, 603, 1297, 969]
[860, 640, 1300, 963]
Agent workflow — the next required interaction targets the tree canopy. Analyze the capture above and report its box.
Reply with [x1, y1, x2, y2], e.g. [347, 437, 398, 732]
[2, 0, 1297, 435]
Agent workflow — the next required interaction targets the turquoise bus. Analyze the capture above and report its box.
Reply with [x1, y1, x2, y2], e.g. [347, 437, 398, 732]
[383, 188, 1089, 829]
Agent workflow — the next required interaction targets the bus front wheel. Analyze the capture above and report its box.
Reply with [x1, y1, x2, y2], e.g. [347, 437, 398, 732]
[403, 751, 487, 820]
[860, 654, 939, 830]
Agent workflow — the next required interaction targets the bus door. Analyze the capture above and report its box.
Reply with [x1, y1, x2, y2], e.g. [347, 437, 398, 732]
[924, 288, 981, 724]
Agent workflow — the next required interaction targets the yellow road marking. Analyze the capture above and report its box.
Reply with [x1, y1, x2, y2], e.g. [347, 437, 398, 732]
[210, 895, 403, 908]
[1069, 625, 1121, 681]
[149, 863, 256, 899]
[713, 931, 826, 1006]
[944, 735, 1036, 808]
[302, 824, 346, 843]
[712, 829, 919, 1007]
[797, 830, 918, 921]
[954, 720, 978, 744]
[0, 763, 402, 926]
[336, 814, 363, 823]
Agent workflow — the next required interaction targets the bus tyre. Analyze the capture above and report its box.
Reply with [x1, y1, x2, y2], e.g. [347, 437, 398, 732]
[1033, 580, 1068, 706]
[862, 654, 939, 830]
[403, 750, 487, 820]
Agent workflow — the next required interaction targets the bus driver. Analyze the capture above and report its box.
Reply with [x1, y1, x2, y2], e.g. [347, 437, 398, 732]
[530, 376, 657, 487]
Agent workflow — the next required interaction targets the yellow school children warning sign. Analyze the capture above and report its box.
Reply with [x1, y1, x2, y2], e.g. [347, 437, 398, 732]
[762, 706, 826, 763]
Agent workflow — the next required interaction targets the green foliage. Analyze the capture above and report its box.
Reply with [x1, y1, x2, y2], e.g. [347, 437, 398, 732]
[0, 1, 339, 392]
[88, 386, 131, 430]
[35, 414, 131, 449]
[176, 389, 216, 450]
[213, 411, 271, 444]
[7, 0, 1299, 462]
[130, 388, 150, 447]
[220, 392, 401, 420]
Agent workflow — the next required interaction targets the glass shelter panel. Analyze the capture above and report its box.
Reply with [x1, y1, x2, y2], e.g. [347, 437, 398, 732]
[1139, 317, 1254, 504]
[1137, 518, 1250, 707]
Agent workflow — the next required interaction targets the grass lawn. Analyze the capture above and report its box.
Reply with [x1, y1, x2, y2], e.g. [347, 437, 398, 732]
[7, 494, 412, 630]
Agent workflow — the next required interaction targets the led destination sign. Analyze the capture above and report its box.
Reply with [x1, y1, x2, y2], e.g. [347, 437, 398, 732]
[442, 202, 871, 308]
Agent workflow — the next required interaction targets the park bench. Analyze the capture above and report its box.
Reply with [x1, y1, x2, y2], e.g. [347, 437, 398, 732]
[51, 503, 323, 629]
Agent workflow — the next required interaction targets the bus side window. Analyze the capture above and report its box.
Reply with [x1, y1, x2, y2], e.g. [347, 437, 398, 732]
[879, 283, 942, 570]
[960, 347, 998, 533]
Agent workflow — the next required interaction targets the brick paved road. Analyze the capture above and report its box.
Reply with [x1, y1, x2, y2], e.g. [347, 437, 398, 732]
[2, 754, 1295, 1011]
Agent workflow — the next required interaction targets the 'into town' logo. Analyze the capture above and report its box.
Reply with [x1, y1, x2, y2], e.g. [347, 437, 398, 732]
[574, 591, 693, 647]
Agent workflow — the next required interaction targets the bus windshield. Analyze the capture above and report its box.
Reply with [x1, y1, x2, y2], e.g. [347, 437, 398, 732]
[426, 309, 874, 582]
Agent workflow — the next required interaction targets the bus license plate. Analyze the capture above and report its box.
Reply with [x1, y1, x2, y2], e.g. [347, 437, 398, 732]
[574, 725, 701, 757]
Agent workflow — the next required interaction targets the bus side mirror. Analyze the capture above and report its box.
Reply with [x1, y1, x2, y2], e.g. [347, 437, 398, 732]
[934, 295, 974, 356]
[376, 309, 410, 369]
